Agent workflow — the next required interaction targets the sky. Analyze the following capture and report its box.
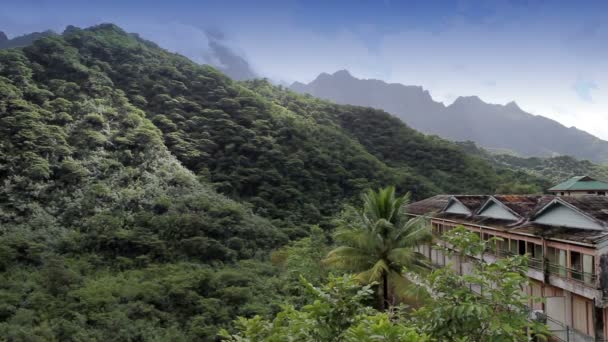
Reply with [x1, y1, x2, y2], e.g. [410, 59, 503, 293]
[3, 0, 608, 139]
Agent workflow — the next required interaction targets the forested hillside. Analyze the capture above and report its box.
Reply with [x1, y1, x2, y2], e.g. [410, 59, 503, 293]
[0, 24, 547, 340]
[458, 141, 608, 184]
[292, 70, 608, 163]
[0, 30, 57, 49]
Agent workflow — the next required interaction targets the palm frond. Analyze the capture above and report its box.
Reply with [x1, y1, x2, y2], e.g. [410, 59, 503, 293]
[389, 271, 431, 305]
[394, 215, 432, 248]
[355, 259, 390, 283]
[323, 246, 374, 271]
[333, 228, 376, 251]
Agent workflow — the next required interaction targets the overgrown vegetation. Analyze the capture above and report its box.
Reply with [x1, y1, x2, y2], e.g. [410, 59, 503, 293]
[459, 141, 608, 184]
[324, 187, 431, 310]
[228, 202, 549, 341]
[0, 23, 550, 340]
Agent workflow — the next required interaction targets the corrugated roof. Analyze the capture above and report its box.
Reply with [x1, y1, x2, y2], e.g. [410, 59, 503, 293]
[548, 176, 608, 191]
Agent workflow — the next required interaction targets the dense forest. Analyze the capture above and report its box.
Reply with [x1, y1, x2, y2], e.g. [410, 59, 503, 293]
[459, 141, 608, 183]
[0, 24, 549, 340]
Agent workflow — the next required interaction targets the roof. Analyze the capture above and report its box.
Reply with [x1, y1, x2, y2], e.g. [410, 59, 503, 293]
[404, 193, 608, 245]
[404, 195, 487, 216]
[452, 195, 488, 212]
[490, 195, 552, 217]
[405, 195, 450, 216]
[557, 195, 608, 223]
[511, 224, 608, 244]
[548, 176, 608, 191]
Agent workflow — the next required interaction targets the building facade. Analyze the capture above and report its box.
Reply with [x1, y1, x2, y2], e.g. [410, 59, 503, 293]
[406, 194, 608, 342]
[549, 176, 608, 197]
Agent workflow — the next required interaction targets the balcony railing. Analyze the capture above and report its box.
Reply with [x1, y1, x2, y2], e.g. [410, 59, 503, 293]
[547, 263, 596, 286]
[487, 249, 544, 271]
[541, 313, 596, 342]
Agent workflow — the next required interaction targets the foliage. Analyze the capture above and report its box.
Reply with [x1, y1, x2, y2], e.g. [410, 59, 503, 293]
[246, 80, 549, 196]
[219, 275, 426, 342]
[271, 226, 331, 306]
[459, 141, 608, 185]
[413, 226, 550, 341]
[324, 186, 431, 309]
[0, 23, 551, 340]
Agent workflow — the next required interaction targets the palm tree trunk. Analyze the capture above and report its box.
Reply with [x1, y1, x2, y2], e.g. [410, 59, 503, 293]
[382, 271, 389, 310]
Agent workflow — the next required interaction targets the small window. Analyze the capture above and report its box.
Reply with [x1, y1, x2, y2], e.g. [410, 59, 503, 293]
[561, 192, 565, 196]
[534, 244, 543, 259]
[571, 251, 583, 281]
[599, 192, 606, 196]
[547, 247, 567, 277]
[588, 191, 595, 194]
[510, 239, 519, 255]
[518, 240, 526, 256]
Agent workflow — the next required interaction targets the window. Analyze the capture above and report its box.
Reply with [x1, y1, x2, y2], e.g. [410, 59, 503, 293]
[534, 244, 543, 259]
[518, 240, 526, 256]
[583, 254, 595, 284]
[526, 241, 543, 259]
[547, 247, 567, 277]
[496, 238, 507, 255]
[587, 191, 595, 194]
[571, 251, 595, 284]
[598, 191, 606, 196]
[509, 239, 519, 255]
[571, 251, 583, 281]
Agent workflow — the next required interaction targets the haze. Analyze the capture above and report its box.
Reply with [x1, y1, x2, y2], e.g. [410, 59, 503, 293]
[3, 0, 608, 139]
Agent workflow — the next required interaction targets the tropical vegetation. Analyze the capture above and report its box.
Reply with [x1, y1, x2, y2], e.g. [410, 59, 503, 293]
[324, 187, 431, 309]
[0, 23, 550, 340]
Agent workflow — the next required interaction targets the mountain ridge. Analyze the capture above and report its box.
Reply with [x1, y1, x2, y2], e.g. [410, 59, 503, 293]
[290, 70, 608, 163]
[0, 23, 550, 339]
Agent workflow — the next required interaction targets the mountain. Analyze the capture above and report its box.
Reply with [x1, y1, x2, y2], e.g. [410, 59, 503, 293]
[206, 33, 257, 80]
[0, 30, 57, 49]
[0, 24, 546, 340]
[0, 27, 257, 81]
[291, 70, 608, 163]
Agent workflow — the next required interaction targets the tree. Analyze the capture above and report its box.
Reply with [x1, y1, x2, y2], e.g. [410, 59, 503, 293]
[413, 226, 550, 341]
[219, 275, 426, 342]
[324, 186, 431, 309]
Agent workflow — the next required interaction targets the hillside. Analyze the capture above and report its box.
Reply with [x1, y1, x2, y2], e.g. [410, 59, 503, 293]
[291, 70, 608, 163]
[0, 30, 57, 49]
[0, 24, 547, 340]
[458, 141, 608, 184]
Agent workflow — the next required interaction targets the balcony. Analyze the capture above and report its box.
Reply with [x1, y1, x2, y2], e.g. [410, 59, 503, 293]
[547, 263, 596, 287]
[490, 248, 544, 271]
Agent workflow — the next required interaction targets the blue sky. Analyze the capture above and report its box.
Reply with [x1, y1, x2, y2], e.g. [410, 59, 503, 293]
[3, 0, 608, 139]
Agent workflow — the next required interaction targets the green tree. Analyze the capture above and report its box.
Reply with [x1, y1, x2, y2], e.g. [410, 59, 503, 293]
[324, 186, 431, 309]
[414, 226, 550, 341]
[219, 275, 426, 342]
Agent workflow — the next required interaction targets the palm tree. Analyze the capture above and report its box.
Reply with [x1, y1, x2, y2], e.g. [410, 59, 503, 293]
[324, 186, 431, 310]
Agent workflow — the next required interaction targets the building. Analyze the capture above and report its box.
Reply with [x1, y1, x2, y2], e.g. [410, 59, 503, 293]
[405, 193, 608, 341]
[549, 176, 608, 196]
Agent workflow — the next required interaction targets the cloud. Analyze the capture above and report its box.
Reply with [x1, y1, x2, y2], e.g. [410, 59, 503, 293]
[118, 21, 257, 80]
[572, 80, 598, 102]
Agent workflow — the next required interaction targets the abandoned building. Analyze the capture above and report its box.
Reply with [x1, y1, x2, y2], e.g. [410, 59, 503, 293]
[549, 176, 608, 197]
[406, 178, 608, 342]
